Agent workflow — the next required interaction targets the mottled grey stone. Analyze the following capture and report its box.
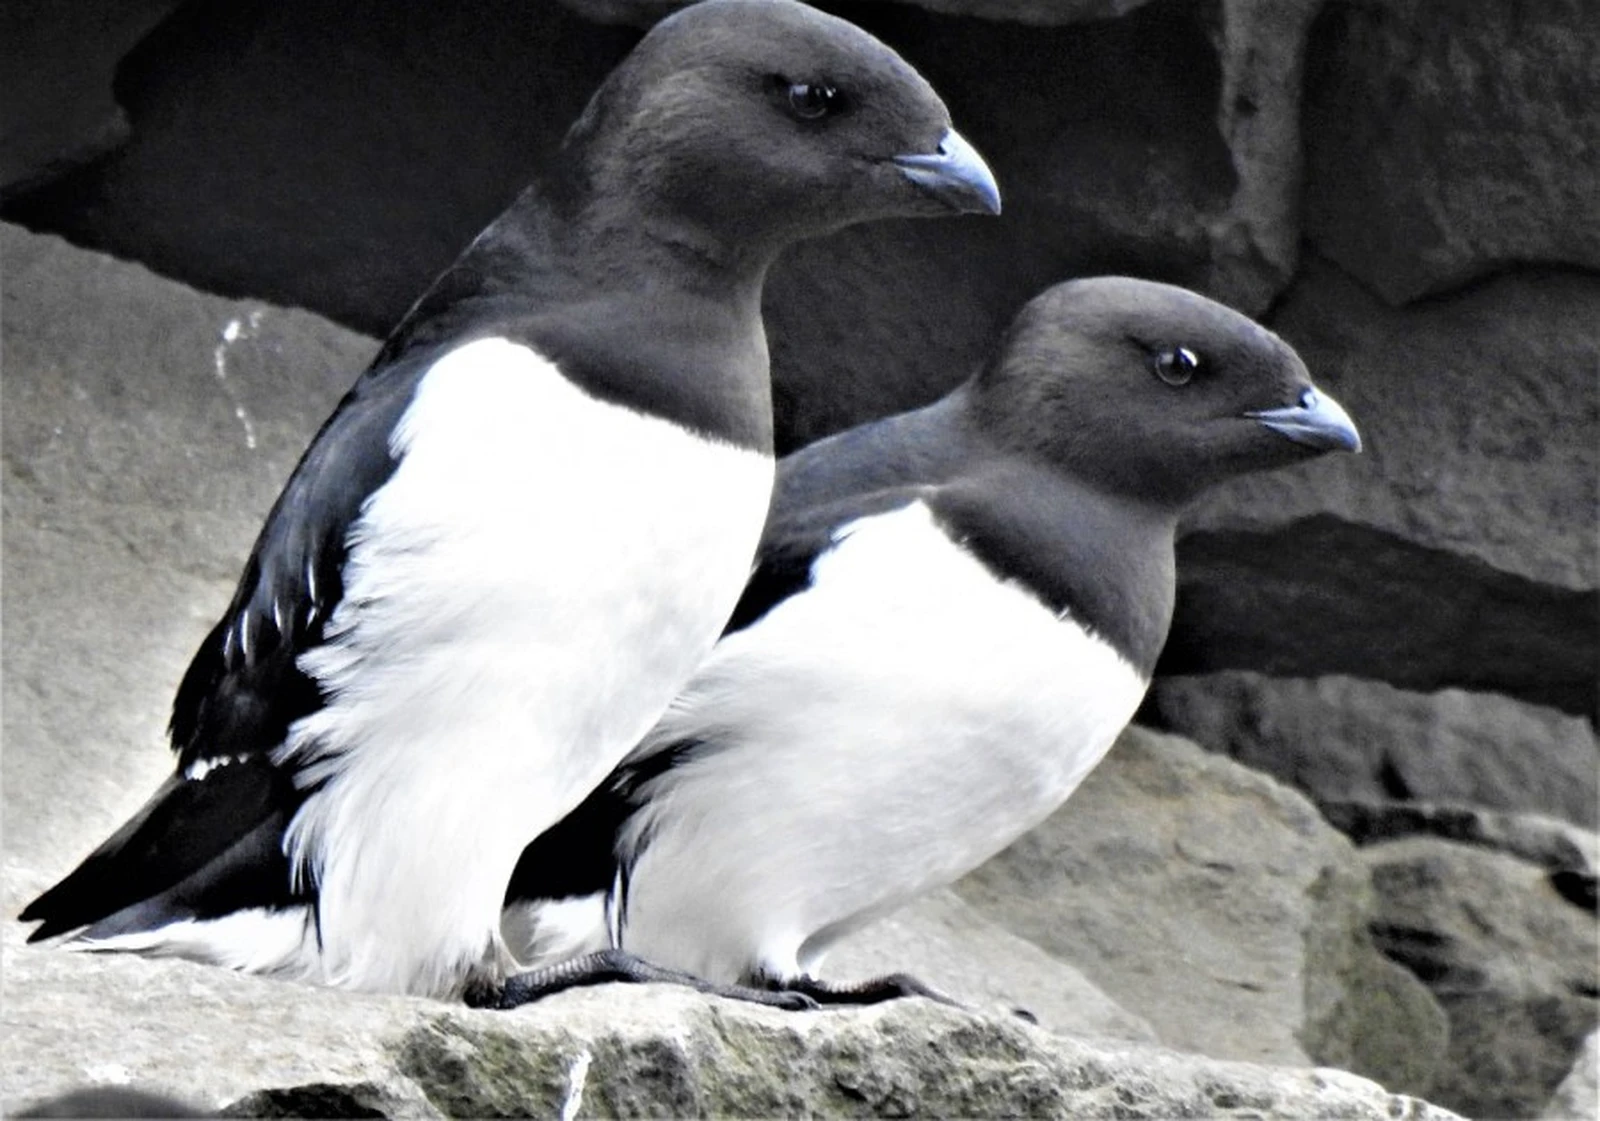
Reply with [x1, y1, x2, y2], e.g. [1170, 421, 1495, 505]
[1302, 0, 1600, 303]
[952, 726, 1449, 1094]
[2, 926, 1464, 1119]
[826, 888, 1157, 1042]
[1, 222, 373, 916]
[1362, 837, 1600, 1120]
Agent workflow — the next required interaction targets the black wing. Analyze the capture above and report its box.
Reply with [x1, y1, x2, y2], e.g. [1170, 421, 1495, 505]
[20, 352, 437, 940]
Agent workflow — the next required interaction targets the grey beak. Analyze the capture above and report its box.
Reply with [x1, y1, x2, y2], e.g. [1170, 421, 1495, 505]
[893, 127, 1002, 216]
[1247, 386, 1362, 453]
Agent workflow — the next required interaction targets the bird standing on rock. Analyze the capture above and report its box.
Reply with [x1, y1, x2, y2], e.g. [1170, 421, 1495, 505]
[18, 0, 1000, 1003]
[498, 276, 1362, 1009]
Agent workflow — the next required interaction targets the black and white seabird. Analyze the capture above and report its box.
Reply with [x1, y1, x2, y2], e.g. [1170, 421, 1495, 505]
[18, 0, 1000, 1000]
[495, 276, 1362, 1007]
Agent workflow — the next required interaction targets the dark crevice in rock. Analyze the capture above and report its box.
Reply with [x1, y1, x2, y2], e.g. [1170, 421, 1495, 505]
[1549, 870, 1599, 915]
[2, 0, 642, 334]
[1377, 754, 1415, 800]
[1318, 801, 1598, 877]
[219, 1084, 392, 1119]
[1162, 515, 1600, 722]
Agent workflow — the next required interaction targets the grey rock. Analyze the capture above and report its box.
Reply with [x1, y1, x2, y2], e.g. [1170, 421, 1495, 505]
[1148, 672, 1600, 829]
[1165, 259, 1599, 719]
[825, 888, 1158, 1043]
[1362, 837, 1600, 1119]
[1542, 1029, 1599, 1121]
[1, 222, 374, 914]
[1301, 0, 1600, 304]
[2, 925, 1463, 1119]
[952, 726, 1449, 1095]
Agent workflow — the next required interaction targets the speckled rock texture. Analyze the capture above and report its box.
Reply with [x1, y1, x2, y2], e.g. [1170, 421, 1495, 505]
[952, 727, 1448, 1098]
[1360, 837, 1599, 1120]
[2, 942, 1465, 1119]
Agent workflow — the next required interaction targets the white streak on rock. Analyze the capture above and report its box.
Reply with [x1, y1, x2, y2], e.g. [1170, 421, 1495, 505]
[560, 1049, 592, 1121]
[212, 312, 261, 450]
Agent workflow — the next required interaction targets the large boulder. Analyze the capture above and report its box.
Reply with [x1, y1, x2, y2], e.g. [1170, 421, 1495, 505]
[3, 928, 1463, 1120]
[1301, 0, 1600, 304]
[2, 225, 372, 909]
[1361, 837, 1600, 1120]
[951, 726, 1448, 1097]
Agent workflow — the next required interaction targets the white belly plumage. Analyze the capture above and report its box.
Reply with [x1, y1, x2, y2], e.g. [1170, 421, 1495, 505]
[614, 500, 1149, 985]
[84, 338, 774, 998]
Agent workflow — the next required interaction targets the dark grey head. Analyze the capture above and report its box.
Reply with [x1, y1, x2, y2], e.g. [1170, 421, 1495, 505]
[555, 0, 999, 265]
[974, 276, 1360, 506]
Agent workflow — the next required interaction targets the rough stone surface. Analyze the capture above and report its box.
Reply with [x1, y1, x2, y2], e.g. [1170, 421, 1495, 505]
[1147, 672, 1600, 828]
[826, 889, 1157, 1042]
[1541, 1029, 1599, 1121]
[1, 223, 372, 911]
[1361, 837, 1600, 1120]
[1302, 0, 1600, 304]
[2, 927, 1463, 1120]
[1163, 258, 1599, 720]
[951, 726, 1448, 1095]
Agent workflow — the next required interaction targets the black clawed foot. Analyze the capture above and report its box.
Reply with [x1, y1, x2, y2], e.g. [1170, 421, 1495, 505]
[780, 971, 963, 1008]
[479, 949, 820, 1011]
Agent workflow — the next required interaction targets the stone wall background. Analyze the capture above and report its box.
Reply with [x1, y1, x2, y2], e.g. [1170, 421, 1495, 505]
[2, 1, 1595, 1117]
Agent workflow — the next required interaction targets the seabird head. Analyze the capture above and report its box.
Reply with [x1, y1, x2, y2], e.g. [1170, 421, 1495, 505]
[974, 276, 1361, 505]
[555, 0, 1000, 265]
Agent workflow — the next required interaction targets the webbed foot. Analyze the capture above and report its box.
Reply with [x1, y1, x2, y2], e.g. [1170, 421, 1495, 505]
[473, 948, 819, 1011]
[777, 971, 962, 1008]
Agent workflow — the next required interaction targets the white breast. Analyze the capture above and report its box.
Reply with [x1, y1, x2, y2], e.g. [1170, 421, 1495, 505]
[278, 337, 773, 996]
[617, 499, 1149, 984]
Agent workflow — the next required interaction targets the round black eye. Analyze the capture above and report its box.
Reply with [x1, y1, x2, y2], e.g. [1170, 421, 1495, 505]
[1153, 346, 1200, 386]
[787, 81, 840, 121]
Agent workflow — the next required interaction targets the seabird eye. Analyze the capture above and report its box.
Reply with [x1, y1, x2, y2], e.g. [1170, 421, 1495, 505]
[1153, 346, 1200, 387]
[787, 81, 840, 121]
